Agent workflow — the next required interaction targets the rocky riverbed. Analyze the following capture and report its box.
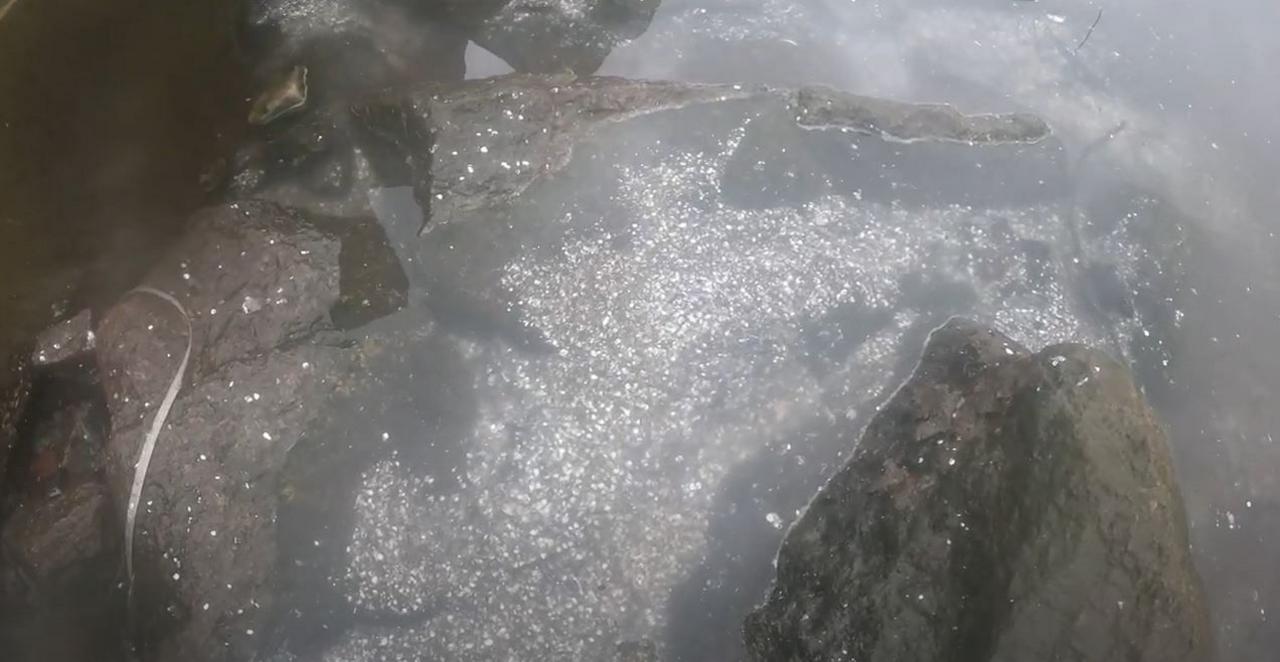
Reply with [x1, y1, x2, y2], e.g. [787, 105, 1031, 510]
[3, 69, 1195, 660]
[2, 0, 1272, 661]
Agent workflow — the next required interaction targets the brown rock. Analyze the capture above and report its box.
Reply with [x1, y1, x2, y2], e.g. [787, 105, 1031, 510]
[745, 318, 1213, 662]
[32, 309, 96, 367]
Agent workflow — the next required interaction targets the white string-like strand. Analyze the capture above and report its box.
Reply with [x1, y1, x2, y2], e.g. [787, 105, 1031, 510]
[124, 286, 192, 601]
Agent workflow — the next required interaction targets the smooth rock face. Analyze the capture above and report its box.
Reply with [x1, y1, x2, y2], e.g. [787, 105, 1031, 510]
[744, 318, 1213, 662]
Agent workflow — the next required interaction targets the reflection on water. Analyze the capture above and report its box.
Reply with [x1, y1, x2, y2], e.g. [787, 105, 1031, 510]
[2, 0, 1280, 660]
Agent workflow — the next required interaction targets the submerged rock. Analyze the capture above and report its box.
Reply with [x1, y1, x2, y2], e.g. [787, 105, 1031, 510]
[3, 365, 108, 498]
[1, 481, 111, 584]
[31, 309, 95, 367]
[240, 0, 469, 102]
[0, 475, 125, 662]
[238, 0, 660, 110]
[1, 366, 118, 662]
[224, 72, 1184, 661]
[1, 349, 31, 486]
[744, 319, 1212, 662]
[423, 74, 751, 224]
[94, 201, 405, 660]
[230, 74, 1071, 231]
[794, 87, 1051, 144]
[472, 0, 662, 75]
[230, 74, 750, 225]
[185, 68, 1183, 660]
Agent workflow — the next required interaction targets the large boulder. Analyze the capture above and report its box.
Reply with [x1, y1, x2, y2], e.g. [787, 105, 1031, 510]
[1, 481, 111, 584]
[0, 478, 125, 662]
[744, 318, 1213, 662]
[0, 353, 119, 662]
[94, 200, 406, 660]
[237, 0, 661, 105]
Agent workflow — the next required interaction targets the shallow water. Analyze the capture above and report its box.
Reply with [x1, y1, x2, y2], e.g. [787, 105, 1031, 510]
[2, 1, 1279, 660]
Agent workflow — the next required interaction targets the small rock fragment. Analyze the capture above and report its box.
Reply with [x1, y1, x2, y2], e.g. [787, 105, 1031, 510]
[32, 309, 95, 366]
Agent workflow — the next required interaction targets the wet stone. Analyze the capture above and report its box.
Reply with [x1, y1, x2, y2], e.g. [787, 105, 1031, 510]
[241, 0, 657, 96]
[0, 348, 32, 486]
[1, 480, 111, 584]
[301, 75, 1169, 661]
[0, 476, 125, 662]
[229, 74, 751, 229]
[32, 309, 95, 367]
[744, 318, 1213, 662]
[793, 86, 1052, 144]
[472, 0, 663, 75]
[93, 200, 406, 661]
[616, 638, 659, 662]
[241, 0, 468, 103]
[4, 370, 108, 497]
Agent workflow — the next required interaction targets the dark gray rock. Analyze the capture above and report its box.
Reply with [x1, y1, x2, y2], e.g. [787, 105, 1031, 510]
[227, 95, 437, 222]
[0, 477, 125, 662]
[210, 71, 1186, 662]
[32, 309, 95, 367]
[423, 74, 750, 224]
[473, 0, 662, 75]
[237, 0, 660, 114]
[240, 0, 469, 103]
[794, 87, 1051, 144]
[96, 201, 342, 408]
[1, 480, 111, 583]
[616, 638, 658, 662]
[94, 200, 405, 661]
[3, 374, 108, 495]
[1, 348, 31, 486]
[744, 318, 1212, 662]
